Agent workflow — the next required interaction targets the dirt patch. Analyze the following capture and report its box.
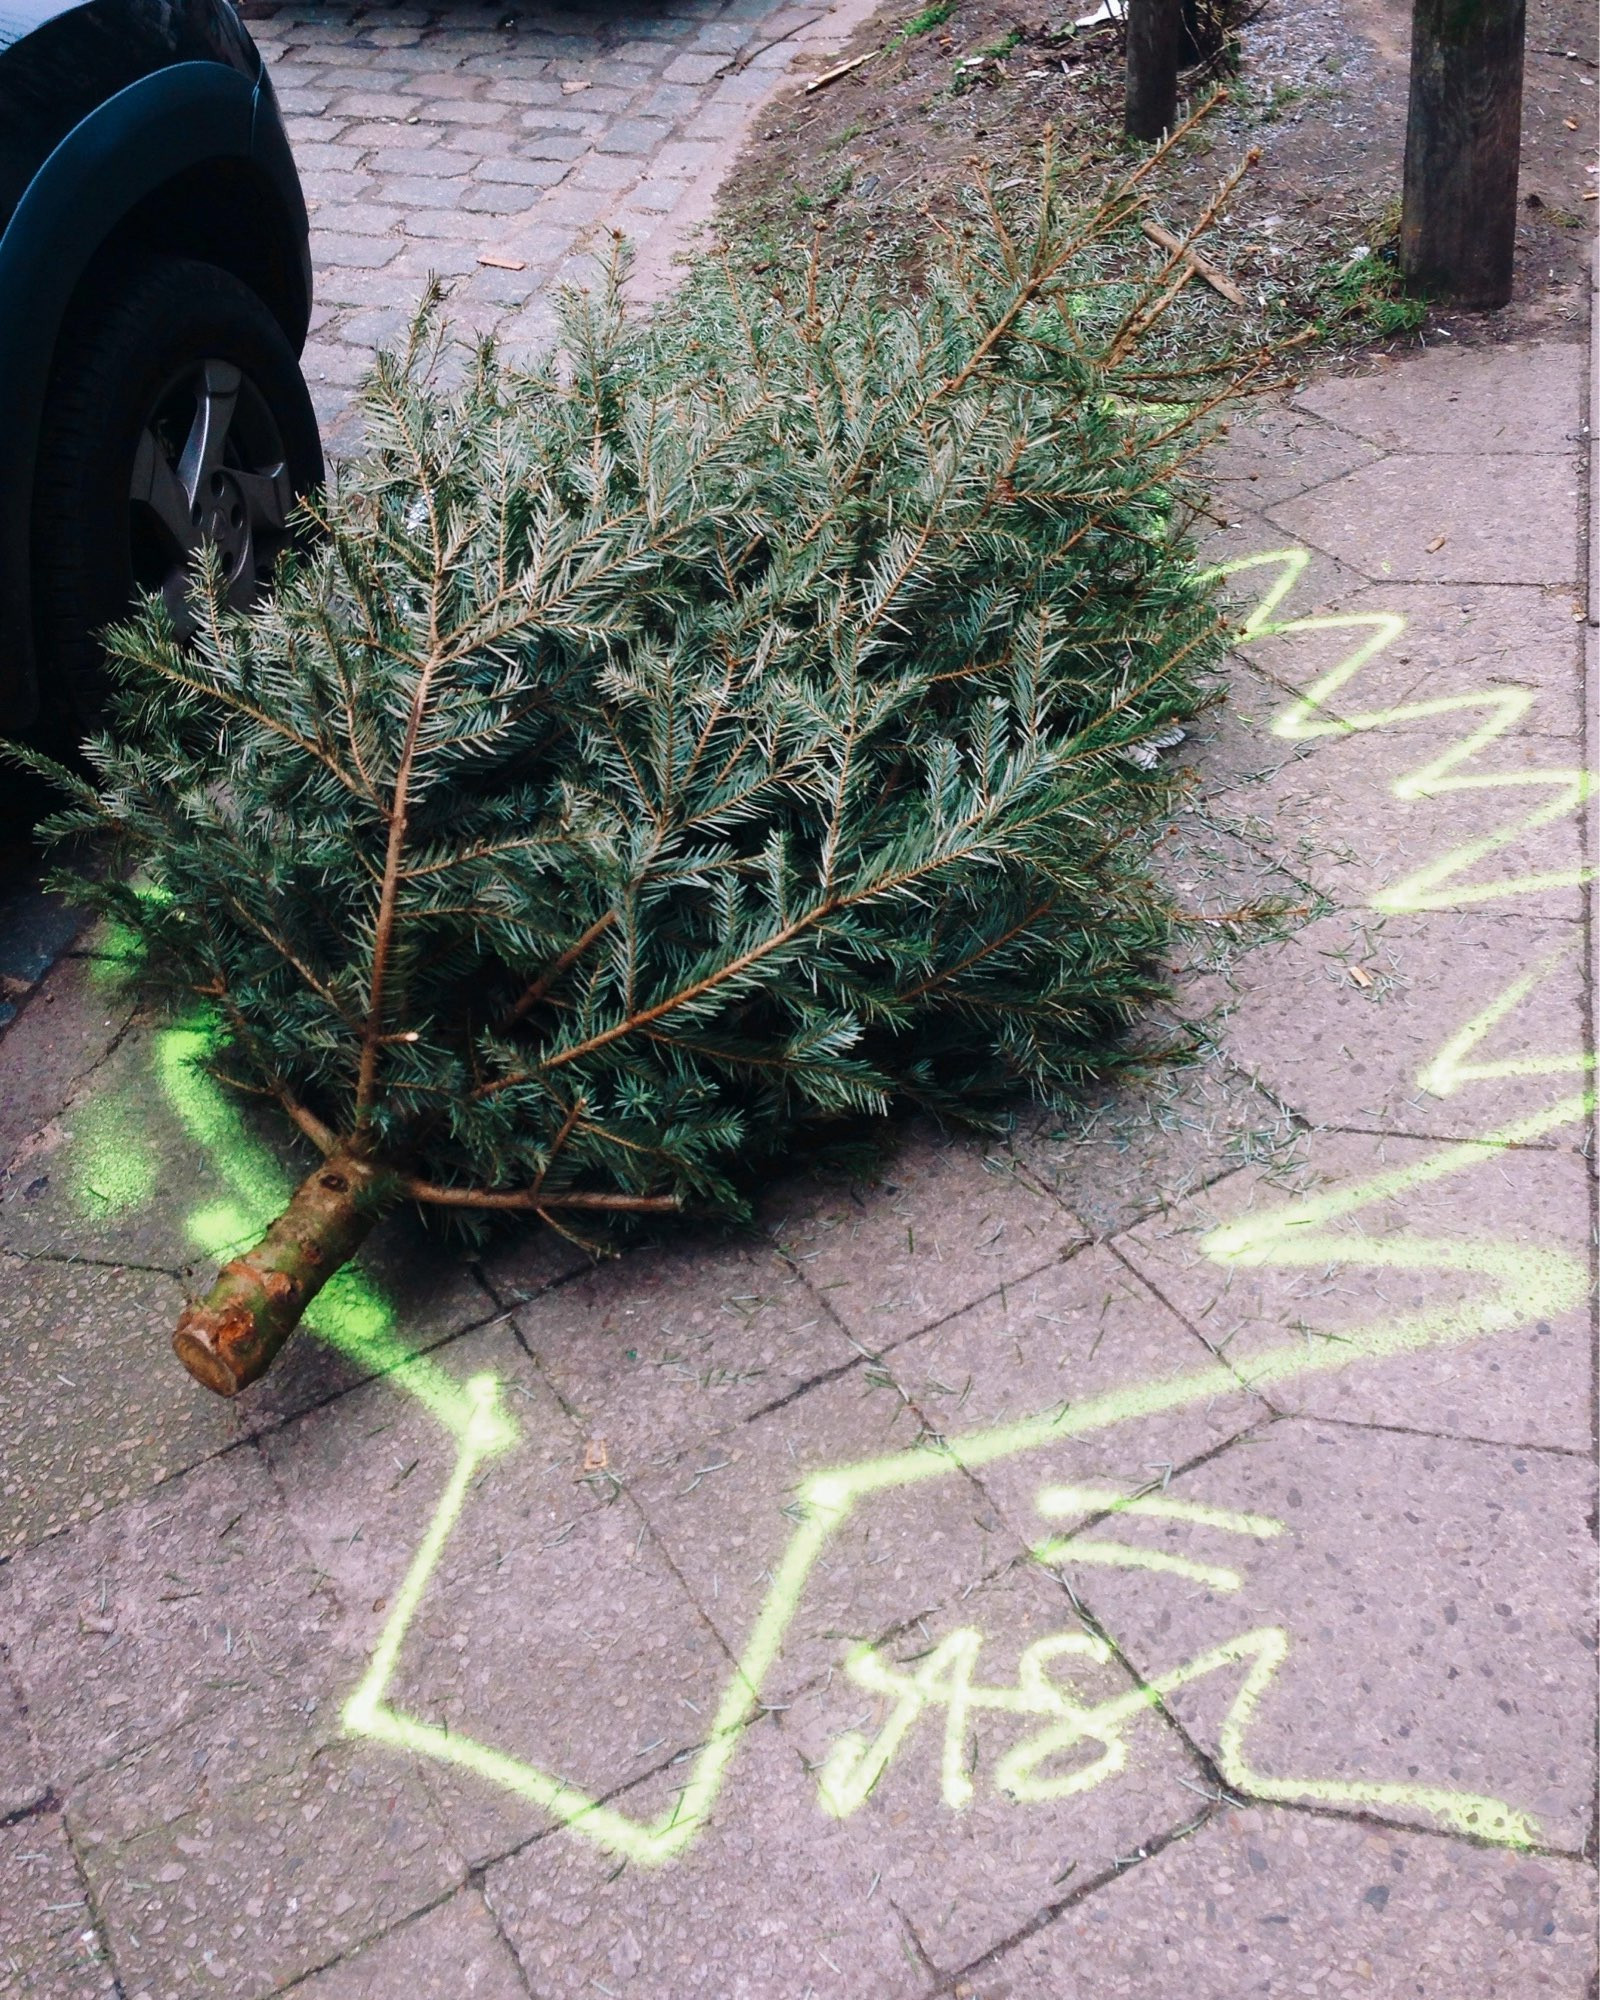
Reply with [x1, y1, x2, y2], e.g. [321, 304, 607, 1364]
[714, 0, 1595, 352]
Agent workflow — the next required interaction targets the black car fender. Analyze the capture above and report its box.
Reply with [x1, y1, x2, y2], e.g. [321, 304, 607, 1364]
[0, 59, 312, 729]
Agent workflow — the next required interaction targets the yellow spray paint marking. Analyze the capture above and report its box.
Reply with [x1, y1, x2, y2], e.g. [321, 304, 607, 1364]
[1215, 547, 1592, 911]
[818, 1501, 1534, 1845]
[114, 541, 1593, 1862]
[1414, 946, 1592, 1098]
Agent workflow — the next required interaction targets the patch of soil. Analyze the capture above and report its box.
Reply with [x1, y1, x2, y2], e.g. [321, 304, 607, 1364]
[716, 0, 1595, 351]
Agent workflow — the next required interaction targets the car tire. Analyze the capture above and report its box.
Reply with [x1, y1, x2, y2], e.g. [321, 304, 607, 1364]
[30, 254, 322, 742]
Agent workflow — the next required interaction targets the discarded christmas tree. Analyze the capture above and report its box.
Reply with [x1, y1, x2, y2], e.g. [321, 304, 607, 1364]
[30, 141, 1267, 1396]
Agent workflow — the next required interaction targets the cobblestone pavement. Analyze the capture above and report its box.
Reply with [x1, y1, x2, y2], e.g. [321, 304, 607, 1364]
[248, 0, 876, 443]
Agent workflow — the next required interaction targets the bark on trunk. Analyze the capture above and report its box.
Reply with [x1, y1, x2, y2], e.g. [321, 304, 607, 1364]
[173, 1151, 399, 1396]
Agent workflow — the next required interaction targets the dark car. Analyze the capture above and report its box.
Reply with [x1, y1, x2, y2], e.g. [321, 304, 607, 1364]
[0, 0, 320, 744]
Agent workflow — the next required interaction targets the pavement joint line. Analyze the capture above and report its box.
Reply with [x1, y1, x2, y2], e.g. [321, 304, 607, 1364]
[1277, 1409, 1597, 1458]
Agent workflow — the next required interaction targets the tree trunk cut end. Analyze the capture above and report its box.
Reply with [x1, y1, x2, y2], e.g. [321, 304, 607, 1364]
[172, 1152, 398, 1396]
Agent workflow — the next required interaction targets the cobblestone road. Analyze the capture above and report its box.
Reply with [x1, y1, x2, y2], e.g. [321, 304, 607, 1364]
[249, 0, 872, 442]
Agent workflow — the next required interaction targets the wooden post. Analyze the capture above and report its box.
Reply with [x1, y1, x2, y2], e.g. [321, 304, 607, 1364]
[1401, 0, 1526, 308]
[1125, 0, 1183, 141]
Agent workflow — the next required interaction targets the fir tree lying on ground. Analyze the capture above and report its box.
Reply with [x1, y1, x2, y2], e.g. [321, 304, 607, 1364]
[29, 139, 1271, 1396]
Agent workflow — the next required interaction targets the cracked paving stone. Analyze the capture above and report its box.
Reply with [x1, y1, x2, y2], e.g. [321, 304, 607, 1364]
[507, 1231, 860, 1477]
[2, 1447, 340, 1799]
[242, 1886, 525, 1998]
[764, 1124, 1083, 1348]
[632, 1359, 1029, 1707]
[1292, 341, 1586, 459]
[483, 1712, 928, 1998]
[76, 1740, 462, 2000]
[1183, 907, 1588, 1142]
[1116, 1128, 1594, 1451]
[0, 1650, 45, 1818]
[1059, 1422, 1596, 1851]
[0, 1255, 237, 1557]
[268, 1320, 733, 1864]
[973, 1805, 1596, 1997]
[0, 1809, 116, 1999]
[1268, 454, 1581, 589]
[780, 1562, 1215, 1975]
[1198, 401, 1383, 510]
[882, 1241, 1272, 1552]
[1005, 1053, 1301, 1243]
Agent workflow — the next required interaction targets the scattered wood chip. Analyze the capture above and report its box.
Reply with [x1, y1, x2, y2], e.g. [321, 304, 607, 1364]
[1426, 533, 1448, 552]
[478, 252, 526, 271]
[1585, 191, 1599, 200]
[805, 49, 873, 91]
[1347, 964, 1374, 989]
[1564, 115, 1580, 129]
[583, 1437, 610, 1472]
[1139, 219, 1247, 305]
[561, 77, 591, 94]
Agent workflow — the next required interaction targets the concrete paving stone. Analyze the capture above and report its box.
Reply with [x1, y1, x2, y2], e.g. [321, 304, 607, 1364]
[1199, 401, 1384, 510]
[0, 1645, 45, 1816]
[298, 168, 383, 207]
[304, 340, 381, 386]
[285, 1888, 527, 1999]
[1225, 719, 1587, 922]
[1234, 580, 1588, 736]
[1117, 1127, 1594, 1450]
[2, 1445, 339, 1798]
[465, 53, 559, 79]
[633, 1358, 1027, 1705]
[1173, 658, 1332, 804]
[518, 182, 626, 231]
[462, 264, 551, 309]
[264, 1318, 730, 1862]
[678, 96, 748, 138]
[885, 1243, 1272, 1552]
[1205, 516, 1376, 668]
[0, 962, 133, 1178]
[508, 1232, 858, 1476]
[1151, 808, 1322, 973]
[980, 1806, 1596, 1998]
[391, 67, 490, 99]
[764, 1125, 1082, 1348]
[0, 1255, 240, 1557]
[1058, 1423, 1596, 1852]
[1007, 1046, 1301, 1243]
[705, 61, 792, 102]
[400, 206, 510, 240]
[1190, 907, 1588, 1140]
[313, 264, 452, 308]
[1294, 341, 1586, 458]
[610, 34, 683, 62]
[482, 1719, 930, 1998]
[688, 20, 755, 50]
[329, 303, 430, 350]
[76, 1741, 462, 2000]
[275, 82, 341, 114]
[260, 1319, 579, 1667]
[780, 1563, 1213, 1976]
[0, 1028, 494, 1390]
[0, 1810, 116, 1999]
[1268, 454, 1581, 589]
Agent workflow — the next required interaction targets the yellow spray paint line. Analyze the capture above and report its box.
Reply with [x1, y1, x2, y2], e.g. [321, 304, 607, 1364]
[135, 542, 1594, 1861]
[1213, 547, 1592, 911]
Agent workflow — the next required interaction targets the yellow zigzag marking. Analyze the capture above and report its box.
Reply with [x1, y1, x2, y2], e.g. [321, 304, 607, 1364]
[1217, 547, 1591, 911]
[132, 545, 1591, 1862]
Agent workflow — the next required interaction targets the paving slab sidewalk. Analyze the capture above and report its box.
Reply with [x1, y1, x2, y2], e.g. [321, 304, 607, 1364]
[1, 50, 1597, 2000]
